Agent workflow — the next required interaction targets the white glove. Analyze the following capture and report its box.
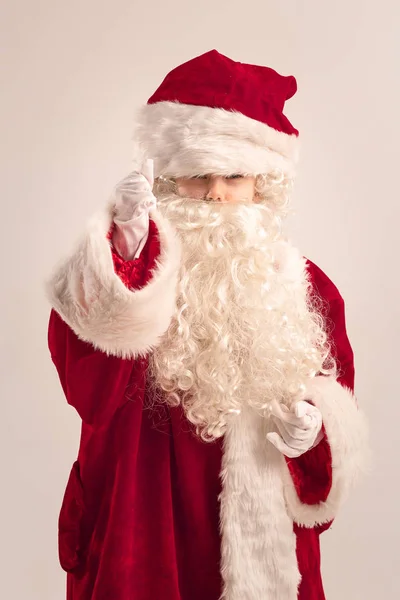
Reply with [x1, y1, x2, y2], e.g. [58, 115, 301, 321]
[112, 159, 157, 261]
[266, 400, 323, 458]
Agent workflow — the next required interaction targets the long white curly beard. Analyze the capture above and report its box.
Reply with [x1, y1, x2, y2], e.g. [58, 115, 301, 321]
[148, 190, 332, 441]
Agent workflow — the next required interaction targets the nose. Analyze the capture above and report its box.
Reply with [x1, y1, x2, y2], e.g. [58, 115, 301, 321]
[206, 177, 227, 202]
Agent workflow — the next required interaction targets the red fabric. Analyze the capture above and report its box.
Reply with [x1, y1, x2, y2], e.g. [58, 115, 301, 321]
[288, 260, 356, 600]
[286, 261, 355, 506]
[148, 49, 299, 136]
[49, 230, 354, 600]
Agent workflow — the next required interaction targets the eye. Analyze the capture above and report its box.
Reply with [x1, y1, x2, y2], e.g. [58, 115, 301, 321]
[226, 174, 244, 180]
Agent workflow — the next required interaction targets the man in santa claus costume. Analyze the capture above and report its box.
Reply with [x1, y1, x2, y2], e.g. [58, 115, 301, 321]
[47, 50, 368, 600]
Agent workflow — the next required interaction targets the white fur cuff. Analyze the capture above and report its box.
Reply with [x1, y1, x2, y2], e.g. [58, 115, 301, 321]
[46, 206, 181, 358]
[282, 376, 369, 527]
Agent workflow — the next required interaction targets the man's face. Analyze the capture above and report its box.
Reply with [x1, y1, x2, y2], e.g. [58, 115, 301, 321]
[175, 174, 257, 203]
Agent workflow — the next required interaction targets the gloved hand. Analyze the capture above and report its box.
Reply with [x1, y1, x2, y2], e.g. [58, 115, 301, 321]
[266, 400, 323, 458]
[112, 159, 157, 261]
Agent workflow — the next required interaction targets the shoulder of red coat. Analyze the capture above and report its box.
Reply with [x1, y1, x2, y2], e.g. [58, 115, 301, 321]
[304, 258, 344, 305]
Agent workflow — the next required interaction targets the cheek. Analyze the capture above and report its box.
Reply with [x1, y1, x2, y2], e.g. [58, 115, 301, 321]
[177, 180, 207, 199]
[234, 180, 257, 201]
[247, 180, 257, 202]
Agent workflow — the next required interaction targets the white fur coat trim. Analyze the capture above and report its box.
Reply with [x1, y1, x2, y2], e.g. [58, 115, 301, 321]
[46, 207, 181, 359]
[220, 240, 307, 600]
[282, 376, 369, 527]
[134, 102, 299, 178]
[221, 406, 301, 600]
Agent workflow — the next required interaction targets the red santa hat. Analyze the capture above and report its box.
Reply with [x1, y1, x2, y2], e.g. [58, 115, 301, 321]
[134, 49, 300, 179]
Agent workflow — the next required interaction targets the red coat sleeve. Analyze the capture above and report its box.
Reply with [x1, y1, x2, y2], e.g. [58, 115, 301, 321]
[46, 209, 180, 360]
[47, 213, 180, 426]
[48, 310, 139, 426]
[284, 260, 355, 511]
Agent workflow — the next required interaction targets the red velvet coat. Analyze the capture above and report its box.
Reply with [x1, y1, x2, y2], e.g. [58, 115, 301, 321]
[47, 208, 367, 600]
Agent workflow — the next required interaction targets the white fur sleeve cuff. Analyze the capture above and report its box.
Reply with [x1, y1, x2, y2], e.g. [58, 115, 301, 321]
[46, 205, 181, 359]
[282, 376, 369, 527]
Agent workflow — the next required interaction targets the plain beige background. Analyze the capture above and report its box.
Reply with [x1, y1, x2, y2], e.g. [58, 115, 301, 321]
[1, 1, 398, 598]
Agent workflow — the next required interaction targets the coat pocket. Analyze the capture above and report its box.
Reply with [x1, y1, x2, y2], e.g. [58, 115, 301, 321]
[58, 461, 85, 572]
